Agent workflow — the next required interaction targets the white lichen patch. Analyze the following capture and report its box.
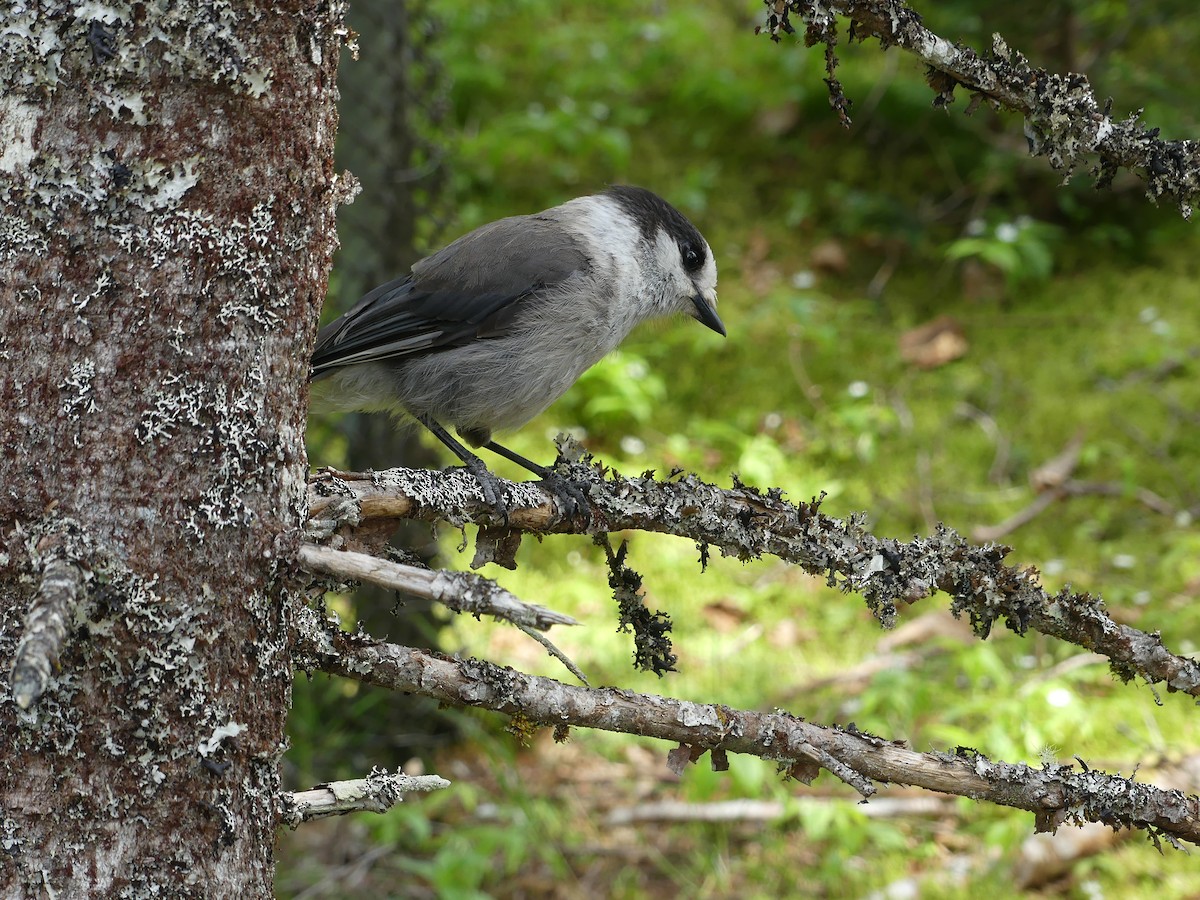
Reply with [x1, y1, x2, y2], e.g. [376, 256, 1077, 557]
[1, 174, 298, 543]
[0, 213, 49, 261]
[198, 720, 245, 757]
[137, 360, 278, 539]
[71, 268, 112, 316]
[116, 155, 201, 210]
[109, 201, 288, 328]
[0, 8, 66, 89]
[59, 359, 98, 420]
[167, 322, 194, 357]
[0, 95, 38, 173]
[3, 151, 205, 265]
[2, 2, 272, 102]
[5, 517, 262, 802]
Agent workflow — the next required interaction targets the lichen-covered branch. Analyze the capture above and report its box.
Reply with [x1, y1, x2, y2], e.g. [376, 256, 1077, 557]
[298, 543, 576, 631]
[10, 557, 90, 710]
[760, 0, 1200, 217]
[306, 448, 1200, 700]
[278, 767, 450, 828]
[292, 604, 1200, 844]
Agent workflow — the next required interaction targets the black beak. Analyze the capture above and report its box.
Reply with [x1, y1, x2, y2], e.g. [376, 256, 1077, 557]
[691, 293, 726, 337]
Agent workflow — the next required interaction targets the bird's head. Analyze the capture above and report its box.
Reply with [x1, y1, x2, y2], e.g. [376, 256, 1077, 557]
[603, 185, 724, 337]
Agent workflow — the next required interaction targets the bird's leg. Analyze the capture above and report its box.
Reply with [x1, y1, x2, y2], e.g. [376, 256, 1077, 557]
[416, 416, 511, 520]
[483, 440, 592, 526]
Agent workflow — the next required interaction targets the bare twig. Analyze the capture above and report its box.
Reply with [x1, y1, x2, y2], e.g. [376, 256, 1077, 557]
[1065, 481, 1179, 518]
[1018, 653, 1108, 694]
[289, 844, 394, 900]
[1014, 822, 1128, 889]
[760, 0, 1200, 217]
[606, 795, 954, 826]
[972, 489, 1063, 542]
[278, 767, 450, 828]
[974, 480, 1180, 542]
[306, 449, 1200, 700]
[955, 402, 1012, 484]
[298, 543, 576, 631]
[517, 624, 590, 685]
[607, 798, 793, 826]
[1029, 432, 1086, 492]
[780, 649, 938, 699]
[10, 557, 90, 710]
[292, 606, 1200, 844]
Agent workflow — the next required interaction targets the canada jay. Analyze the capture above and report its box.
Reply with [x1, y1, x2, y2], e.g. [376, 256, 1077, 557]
[310, 185, 723, 515]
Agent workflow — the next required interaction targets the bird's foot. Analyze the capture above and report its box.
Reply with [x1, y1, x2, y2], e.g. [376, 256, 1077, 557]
[461, 457, 512, 523]
[538, 469, 592, 527]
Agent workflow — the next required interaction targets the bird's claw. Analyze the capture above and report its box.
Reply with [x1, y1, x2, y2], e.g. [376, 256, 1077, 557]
[462, 459, 512, 523]
[539, 470, 592, 527]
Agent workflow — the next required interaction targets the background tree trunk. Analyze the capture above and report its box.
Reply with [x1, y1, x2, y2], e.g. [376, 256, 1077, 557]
[291, 0, 455, 786]
[0, 3, 343, 894]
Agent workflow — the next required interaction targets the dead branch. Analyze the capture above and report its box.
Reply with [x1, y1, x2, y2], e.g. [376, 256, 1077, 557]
[278, 767, 450, 828]
[1012, 752, 1200, 885]
[292, 603, 1200, 844]
[517, 624, 590, 685]
[972, 490, 1063, 543]
[298, 542, 576, 631]
[760, 0, 1200, 217]
[973, 480, 1181, 542]
[305, 450, 1200, 701]
[10, 557, 90, 710]
[606, 795, 954, 826]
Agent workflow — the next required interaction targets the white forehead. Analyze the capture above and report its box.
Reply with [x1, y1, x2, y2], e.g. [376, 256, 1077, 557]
[557, 192, 717, 295]
[557, 194, 643, 255]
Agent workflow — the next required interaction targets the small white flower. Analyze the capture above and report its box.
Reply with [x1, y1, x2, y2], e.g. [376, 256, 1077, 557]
[1046, 687, 1073, 708]
[620, 435, 645, 455]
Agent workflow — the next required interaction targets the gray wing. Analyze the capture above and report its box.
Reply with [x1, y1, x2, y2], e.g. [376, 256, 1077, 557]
[311, 214, 587, 377]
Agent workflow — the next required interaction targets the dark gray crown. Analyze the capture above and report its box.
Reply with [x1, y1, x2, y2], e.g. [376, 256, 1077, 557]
[604, 185, 708, 273]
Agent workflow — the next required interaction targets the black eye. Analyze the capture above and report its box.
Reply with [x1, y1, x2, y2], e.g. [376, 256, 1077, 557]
[681, 243, 704, 272]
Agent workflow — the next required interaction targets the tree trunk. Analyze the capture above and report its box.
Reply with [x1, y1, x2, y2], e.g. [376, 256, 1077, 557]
[0, 3, 342, 895]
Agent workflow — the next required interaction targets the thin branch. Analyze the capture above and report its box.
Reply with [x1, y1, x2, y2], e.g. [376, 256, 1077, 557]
[278, 767, 451, 828]
[1066, 480, 1180, 518]
[608, 798, 795, 826]
[972, 489, 1063, 542]
[517, 624, 590, 685]
[292, 606, 1200, 844]
[761, 0, 1200, 217]
[10, 557, 89, 710]
[606, 795, 954, 826]
[1014, 822, 1128, 890]
[297, 542, 576, 631]
[306, 450, 1200, 700]
[974, 480, 1181, 542]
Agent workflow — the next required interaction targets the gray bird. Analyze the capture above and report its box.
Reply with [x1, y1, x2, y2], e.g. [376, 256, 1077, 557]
[310, 185, 723, 516]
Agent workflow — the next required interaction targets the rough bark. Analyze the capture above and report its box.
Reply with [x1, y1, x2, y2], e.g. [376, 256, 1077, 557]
[0, 3, 344, 895]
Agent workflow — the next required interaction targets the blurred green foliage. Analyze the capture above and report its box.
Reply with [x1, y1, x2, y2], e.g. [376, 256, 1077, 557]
[290, 1, 1200, 896]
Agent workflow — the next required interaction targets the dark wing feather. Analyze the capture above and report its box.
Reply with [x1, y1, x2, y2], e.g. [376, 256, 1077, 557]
[311, 214, 586, 376]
